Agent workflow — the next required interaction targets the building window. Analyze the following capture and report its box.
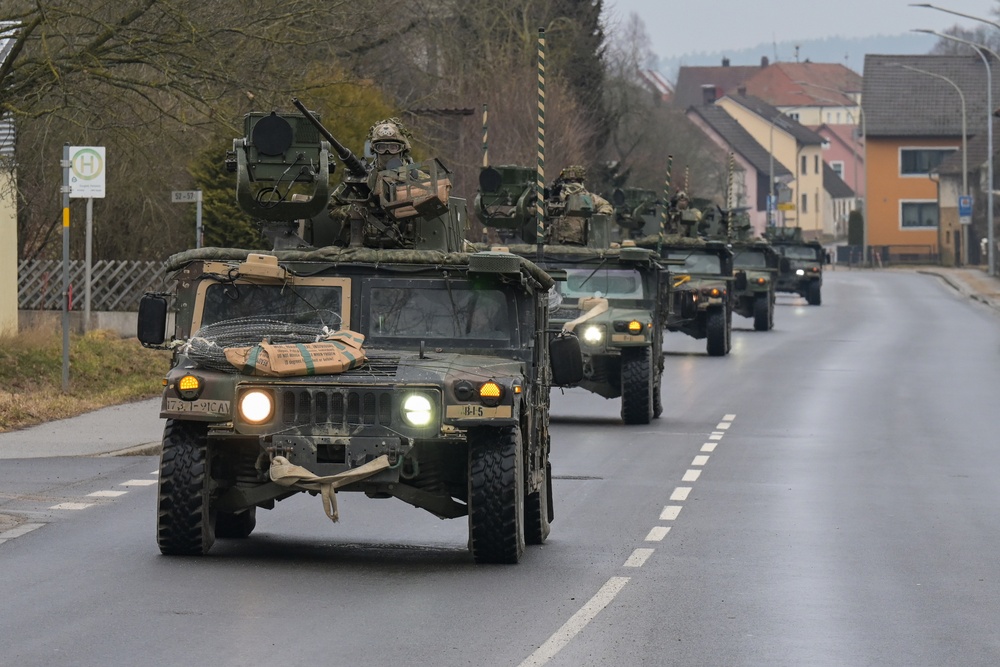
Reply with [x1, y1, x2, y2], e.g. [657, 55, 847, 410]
[831, 161, 844, 177]
[900, 148, 956, 175]
[901, 201, 938, 229]
[801, 193, 808, 213]
[814, 155, 820, 174]
[788, 112, 800, 121]
[801, 155, 807, 175]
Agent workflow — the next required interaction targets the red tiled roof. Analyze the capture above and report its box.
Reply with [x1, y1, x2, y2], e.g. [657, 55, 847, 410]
[743, 62, 861, 106]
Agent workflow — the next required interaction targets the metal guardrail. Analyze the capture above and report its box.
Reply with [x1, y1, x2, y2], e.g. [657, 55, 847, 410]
[17, 260, 169, 311]
[835, 245, 940, 268]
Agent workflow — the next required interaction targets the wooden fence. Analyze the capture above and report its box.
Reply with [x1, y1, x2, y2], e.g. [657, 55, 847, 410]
[18, 260, 169, 311]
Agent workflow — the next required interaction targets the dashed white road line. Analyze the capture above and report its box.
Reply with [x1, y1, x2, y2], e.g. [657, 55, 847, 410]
[624, 548, 654, 568]
[121, 479, 157, 487]
[49, 502, 93, 511]
[0, 522, 44, 545]
[715, 422, 731, 430]
[691, 455, 709, 466]
[88, 490, 127, 498]
[708, 433, 724, 440]
[670, 487, 691, 501]
[518, 577, 631, 667]
[660, 505, 682, 520]
[723, 414, 736, 421]
[682, 469, 701, 482]
[701, 442, 717, 452]
[644, 526, 671, 541]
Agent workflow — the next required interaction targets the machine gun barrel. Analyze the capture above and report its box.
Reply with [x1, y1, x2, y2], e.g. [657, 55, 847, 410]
[292, 97, 369, 178]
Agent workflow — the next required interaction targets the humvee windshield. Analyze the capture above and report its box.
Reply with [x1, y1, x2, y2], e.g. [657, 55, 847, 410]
[733, 250, 768, 269]
[779, 245, 821, 261]
[368, 285, 511, 341]
[559, 268, 645, 299]
[201, 283, 344, 330]
[666, 250, 722, 275]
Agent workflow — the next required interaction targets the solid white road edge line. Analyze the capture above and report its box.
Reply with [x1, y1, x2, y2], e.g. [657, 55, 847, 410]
[518, 576, 631, 667]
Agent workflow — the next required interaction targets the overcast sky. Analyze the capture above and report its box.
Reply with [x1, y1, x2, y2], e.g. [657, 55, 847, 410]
[604, 0, 999, 60]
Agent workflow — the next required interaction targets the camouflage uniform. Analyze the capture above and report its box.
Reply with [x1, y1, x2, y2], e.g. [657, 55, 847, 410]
[547, 165, 613, 245]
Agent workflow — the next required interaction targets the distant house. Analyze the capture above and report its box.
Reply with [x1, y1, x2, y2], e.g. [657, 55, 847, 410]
[712, 94, 831, 239]
[822, 162, 856, 238]
[0, 22, 17, 336]
[932, 133, 997, 266]
[672, 57, 770, 110]
[638, 69, 673, 103]
[862, 54, 1000, 264]
[740, 61, 862, 126]
[813, 123, 865, 201]
[686, 104, 793, 235]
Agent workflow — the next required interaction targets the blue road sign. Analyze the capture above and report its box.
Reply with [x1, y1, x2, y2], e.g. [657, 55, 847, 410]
[959, 194, 973, 218]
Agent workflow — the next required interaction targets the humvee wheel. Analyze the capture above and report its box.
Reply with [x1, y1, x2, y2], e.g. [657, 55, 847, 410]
[753, 294, 772, 331]
[469, 426, 525, 564]
[525, 461, 551, 545]
[157, 419, 215, 556]
[706, 309, 727, 357]
[216, 507, 256, 539]
[621, 346, 653, 424]
[806, 281, 822, 306]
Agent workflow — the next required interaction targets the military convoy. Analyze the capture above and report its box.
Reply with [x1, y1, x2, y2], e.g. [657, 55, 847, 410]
[765, 226, 825, 305]
[474, 166, 666, 424]
[138, 107, 582, 564]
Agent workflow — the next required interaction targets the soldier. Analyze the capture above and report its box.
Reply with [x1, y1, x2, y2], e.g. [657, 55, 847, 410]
[551, 165, 614, 215]
[368, 117, 414, 170]
[328, 117, 419, 248]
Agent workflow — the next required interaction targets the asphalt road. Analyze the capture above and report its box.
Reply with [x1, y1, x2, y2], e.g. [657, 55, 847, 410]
[2, 269, 1000, 666]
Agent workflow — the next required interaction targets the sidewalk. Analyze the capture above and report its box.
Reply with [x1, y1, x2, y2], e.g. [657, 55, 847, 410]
[0, 397, 163, 459]
[917, 266, 1000, 313]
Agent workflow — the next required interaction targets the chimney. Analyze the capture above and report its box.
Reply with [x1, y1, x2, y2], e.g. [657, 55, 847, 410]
[761, 56, 769, 68]
[701, 84, 718, 105]
[737, 85, 747, 96]
[722, 57, 730, 67]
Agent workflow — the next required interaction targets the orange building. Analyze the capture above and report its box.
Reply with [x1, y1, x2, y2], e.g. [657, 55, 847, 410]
[863, 54, 999, 261]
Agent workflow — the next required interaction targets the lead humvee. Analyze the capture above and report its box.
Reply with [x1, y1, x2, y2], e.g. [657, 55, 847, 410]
[137, 106, 581, 564]
[764, 226, 824, 305]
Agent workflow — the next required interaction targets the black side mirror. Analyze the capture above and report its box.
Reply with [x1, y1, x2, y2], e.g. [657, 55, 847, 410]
[734, 270, 748, 291]
[779, 257, 791, 274]
[137, 293, 168, 346]
[550, 332, 583, 386]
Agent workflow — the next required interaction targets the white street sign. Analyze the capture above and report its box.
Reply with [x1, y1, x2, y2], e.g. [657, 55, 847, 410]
[68, 146, 106, 198]
[171, 190, 202, 203]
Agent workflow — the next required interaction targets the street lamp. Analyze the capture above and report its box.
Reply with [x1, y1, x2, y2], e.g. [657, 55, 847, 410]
[913, 29, 996, 274]
[911, 4, 998, 273]
[794, 80, 867, 261]
[892, 63, 969, 265]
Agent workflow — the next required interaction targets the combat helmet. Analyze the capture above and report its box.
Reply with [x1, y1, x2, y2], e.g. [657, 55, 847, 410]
[368, 117, 412, 156]
[559, 165, 587, 182]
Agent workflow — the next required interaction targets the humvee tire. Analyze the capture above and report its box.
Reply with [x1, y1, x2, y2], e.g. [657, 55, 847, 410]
[216, 508, 256, 539]
[706, 309, 727, 357]
[157, 420, 214, 556]
[806, 282, 821, 306]
[653, 379, 663, 419]
[620, 347, 653, 425]
[754, 294, 772, 331]
[469, 426, 525, 564]
[525, 461, 551, 545]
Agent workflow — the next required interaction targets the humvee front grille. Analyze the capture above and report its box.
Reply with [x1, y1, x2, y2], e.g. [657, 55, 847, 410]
[279, 388, 394, 427]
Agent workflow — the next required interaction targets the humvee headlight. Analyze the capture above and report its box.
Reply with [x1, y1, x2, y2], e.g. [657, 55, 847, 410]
[627, 320, 643, 334]
[176, 374, 202, 400]
[795, 269, 805, 276]
[239, 390, 273, 424]
[701, 287, 723, 298]
[402, 394, 433, 426]
[582, 325, 603, 344]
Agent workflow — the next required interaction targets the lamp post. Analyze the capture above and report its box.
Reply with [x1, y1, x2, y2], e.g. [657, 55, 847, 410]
[895, 63, 968, 264]
[910, 15, 997, 274]
[794, 80, 867, 261]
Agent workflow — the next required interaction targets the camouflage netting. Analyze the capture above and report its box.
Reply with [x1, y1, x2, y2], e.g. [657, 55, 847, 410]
[182, 314, 340, 373]
[165, 246, 553, 289]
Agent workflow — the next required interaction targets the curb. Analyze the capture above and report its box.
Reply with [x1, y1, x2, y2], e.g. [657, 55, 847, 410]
[95, 442, 162, 458]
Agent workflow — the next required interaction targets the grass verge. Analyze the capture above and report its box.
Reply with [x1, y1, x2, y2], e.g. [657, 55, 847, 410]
[0, 328, 170, 432]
